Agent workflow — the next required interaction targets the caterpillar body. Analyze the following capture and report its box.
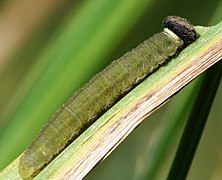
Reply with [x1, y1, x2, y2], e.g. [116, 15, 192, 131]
[18, 16, 198, 178]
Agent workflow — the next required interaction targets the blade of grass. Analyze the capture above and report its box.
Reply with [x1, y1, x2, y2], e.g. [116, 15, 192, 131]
[1, 20, 222, 179]
[0, 0, 78, 131]
[167, 61, 222, 180]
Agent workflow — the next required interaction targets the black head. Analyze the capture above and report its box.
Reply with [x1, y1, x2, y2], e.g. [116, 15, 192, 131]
[163, 16, 199, 46]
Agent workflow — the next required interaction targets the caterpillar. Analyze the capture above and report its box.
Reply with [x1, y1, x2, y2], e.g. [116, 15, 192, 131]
[18, 16, 198, 178]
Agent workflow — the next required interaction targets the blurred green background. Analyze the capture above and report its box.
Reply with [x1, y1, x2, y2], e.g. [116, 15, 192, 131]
[0, 0, 221, 179]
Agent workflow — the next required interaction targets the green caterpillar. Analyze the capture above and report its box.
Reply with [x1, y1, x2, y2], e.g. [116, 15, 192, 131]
[18, 16, 198, 178]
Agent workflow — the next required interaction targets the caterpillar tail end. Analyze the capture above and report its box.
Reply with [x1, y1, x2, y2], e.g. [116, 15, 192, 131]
[18, 155, 36, 179]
